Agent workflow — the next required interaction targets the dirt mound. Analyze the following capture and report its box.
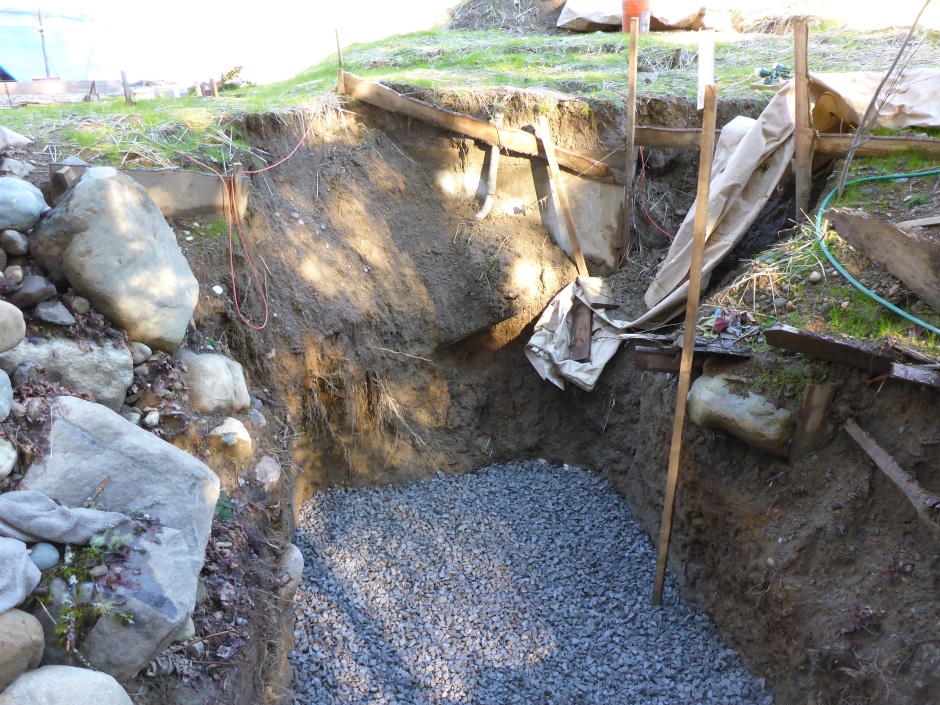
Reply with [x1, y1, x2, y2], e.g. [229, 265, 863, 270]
[446, 0, 567, 34]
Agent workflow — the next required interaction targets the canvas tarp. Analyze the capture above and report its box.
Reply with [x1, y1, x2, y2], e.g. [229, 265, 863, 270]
[527, 69, 940, 390]
[557, 0, 707, 31]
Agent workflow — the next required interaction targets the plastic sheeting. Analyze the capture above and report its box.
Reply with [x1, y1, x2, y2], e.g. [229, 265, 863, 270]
[557, 0, 706, 31]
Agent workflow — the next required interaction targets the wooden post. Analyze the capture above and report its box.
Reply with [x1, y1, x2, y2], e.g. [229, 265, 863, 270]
[620, 17, 640, 261]
[194, 80, 202, 98]
[652, 84, 719, 606]
[210, 78, 219, 98]
[230, 163, 244, 221]
[121, 70, 133, 104]
[794, 19, 813, 218]
[536, 116, 588, 277]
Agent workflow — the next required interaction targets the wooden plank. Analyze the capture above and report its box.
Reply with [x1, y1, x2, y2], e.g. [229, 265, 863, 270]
[887, 362, 940, 389]
[826, 209, 940, 311]
[793, 19, 813, 218]
[632, 127, 940, 159]
[894, 215, 940, 229]
[789, 383, 837, 462]
[620, 17, 640, 260]
[815, 133, 940, 158]
[536, 116, 589, 277]
[653, 84, 719, 606]
[765, 323, 895, 374]
[342, 71, 622, 185]
[210, 78, 219, 98]
[844, 418, 940, 537]
[569, 300, 593, 361]
[49, 163, 249, 220]
[194, 80, 202, 98]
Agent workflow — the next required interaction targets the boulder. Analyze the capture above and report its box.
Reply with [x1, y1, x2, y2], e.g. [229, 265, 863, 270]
[0, 609, 43, 692]
[0, 665, 132, 705]
[0, 536, 39, 613]
[0, 127, 30, 152]
[33, 301, 75, 326]
[687, 374, 795, 457]
[80, 529, 199, 679]
[253, 455, 281, 493]
[209, 417, 253, 459]
[0, 337, 132, 411]
[6, 274, 56, 309]
[0, 159, 35, 179]
[0, 302, 24, 354]
[21, 396, 219, 559]
[0, 178, 47, 232]
[0, 369, 11, 421]
[177, 348, 250, 414]
[0, 438, 16, 480]
[29, 167, 198, 350]
[0, 230, 29, 256]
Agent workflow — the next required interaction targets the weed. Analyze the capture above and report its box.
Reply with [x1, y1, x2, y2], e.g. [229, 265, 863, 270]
[215, 490, 236, 521]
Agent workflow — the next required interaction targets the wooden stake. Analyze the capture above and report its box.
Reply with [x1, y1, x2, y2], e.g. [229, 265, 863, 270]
[652, 84, 719, 606]
[210, 78, 219, 98]
[793, 19, 813, 218]
[620, 17, 640, 261]
[194, 80, 202, 98]
[230, 163, 244, 220]
[336, 30, 346, 94]
[536, 116, 588, 277]
[336, 30, 344, 68]
[121, 70, 133, 104]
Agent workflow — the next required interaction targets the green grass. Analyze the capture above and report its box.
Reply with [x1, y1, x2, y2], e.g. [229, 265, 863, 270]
[825, 284, 940, 346]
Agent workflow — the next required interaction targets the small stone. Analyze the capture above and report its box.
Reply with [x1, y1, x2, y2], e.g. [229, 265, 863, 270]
[185, 236, 194, 242]
[0, 437, 17, 480]
[132, 363, 148, 376]
[33, 301, 76, 326]
[6, 274, 56, 309]
[212, 285, 224, 296]
[320, 223, 327, 231]
[209, 417, 253, 459]
[122, 411, 141, 426]
[291, 211, 300, 219]
[11, 361, 39, 389]
[247, 407, 267, 429]
[3, 265, 23, 284]
[28, 542, 60, 571]
[173, 617, 196, 644]
[785, 301, 794, 312]
[807, 270, 821, 283]
[772, 297, 787, 308]
[129, 341, 152, 366]
[253, 455, 281, 493]
[69, 295, 91, 316]
[142, 410, 160, 428]
[0, 369, 11, 421]
[195, 578, 207, 605]
[0, 229, 29, 256]
[841, 301, 850, 310]
[0, 609, 44, 691]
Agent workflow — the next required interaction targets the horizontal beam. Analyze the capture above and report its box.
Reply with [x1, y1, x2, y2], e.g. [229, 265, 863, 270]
[341, 71, 623, 185]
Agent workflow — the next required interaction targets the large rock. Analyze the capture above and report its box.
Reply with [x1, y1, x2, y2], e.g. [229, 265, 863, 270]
[0, 665, 132, 705]
[29, 168, 198, 351]
[0, 609, 43, 692]
[177, 348, 250, 413]
[5, 274, 56, 309]
[0, 537, 40, 613]
[687, 374, 795, 457]
[0, 178, 47, 232]
[0, 338, 131, 411]
[0, 301, 24, 353]
[0, 127, 30, 152]
[21, 396, 219, 559]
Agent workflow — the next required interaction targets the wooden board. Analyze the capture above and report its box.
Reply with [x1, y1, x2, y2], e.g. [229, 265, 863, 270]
[826, 209, 940, 312]
[341, 71, 622, 185]
[620, 17, 640, 259]
[765, 323, 895, 375]
[569, 299, 593, 362]
[789, 383, 838, 462]
[793, 19, 813, 217]
[49, 163, 248, 220]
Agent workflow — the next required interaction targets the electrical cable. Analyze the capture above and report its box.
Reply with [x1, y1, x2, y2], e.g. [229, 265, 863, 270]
[814, 167, 940, 337]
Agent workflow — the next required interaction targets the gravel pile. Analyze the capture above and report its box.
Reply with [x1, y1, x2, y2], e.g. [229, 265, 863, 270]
[290, 461, 773, 705]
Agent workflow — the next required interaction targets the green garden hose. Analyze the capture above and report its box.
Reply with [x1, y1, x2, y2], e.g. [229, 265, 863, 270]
[815, 168, 940, 337]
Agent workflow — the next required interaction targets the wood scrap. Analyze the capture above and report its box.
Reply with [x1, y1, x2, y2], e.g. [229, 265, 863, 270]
[765, 323, 895, 375]
[789, 383, 837, 463]
[893, 215, 940, 230]
[844, 418, 940, 537]
[793, 19, 813, 218]
[826, 209, 940, 312]
[340, 72, 622, 185]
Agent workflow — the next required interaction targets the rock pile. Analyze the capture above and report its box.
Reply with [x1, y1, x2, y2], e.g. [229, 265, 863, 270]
[0, 130, 282, 702]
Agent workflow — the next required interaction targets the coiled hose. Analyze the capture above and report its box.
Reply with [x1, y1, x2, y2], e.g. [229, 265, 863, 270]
[815, 168, 940, 336]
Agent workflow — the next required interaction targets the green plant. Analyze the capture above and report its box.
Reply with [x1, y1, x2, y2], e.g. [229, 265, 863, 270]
[215, 490, 236, 521]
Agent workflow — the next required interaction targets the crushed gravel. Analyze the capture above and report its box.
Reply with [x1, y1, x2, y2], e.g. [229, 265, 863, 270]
[290, 461, 774, 705]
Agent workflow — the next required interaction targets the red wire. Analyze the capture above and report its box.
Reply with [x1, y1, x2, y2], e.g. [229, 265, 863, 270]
[638, 147, 675, 240]
[162, 147, 269, 331]
[244, 123, 312, 174]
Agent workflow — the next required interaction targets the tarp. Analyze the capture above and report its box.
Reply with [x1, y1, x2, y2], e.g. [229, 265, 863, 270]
[526, 68, 940, 389]
[0, 490, 128, 613]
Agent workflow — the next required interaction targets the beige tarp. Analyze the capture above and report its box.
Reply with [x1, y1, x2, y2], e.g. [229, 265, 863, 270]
[557, 0, 707, 31]
[527, 69, 940, 390]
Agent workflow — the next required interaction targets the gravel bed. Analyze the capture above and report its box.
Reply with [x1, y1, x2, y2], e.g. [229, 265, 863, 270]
[290, 461, 773, 705]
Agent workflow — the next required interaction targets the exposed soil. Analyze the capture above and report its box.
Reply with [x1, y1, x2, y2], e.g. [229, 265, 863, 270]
[172, 95, 940, 705]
